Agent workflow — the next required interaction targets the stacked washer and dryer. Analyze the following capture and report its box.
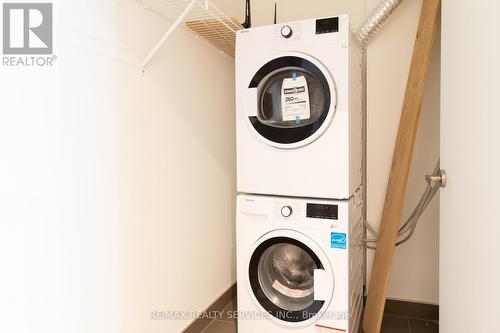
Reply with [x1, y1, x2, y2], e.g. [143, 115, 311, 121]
[235, 16, 364, 333]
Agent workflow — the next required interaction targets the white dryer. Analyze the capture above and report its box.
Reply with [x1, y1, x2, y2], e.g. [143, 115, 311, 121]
[236, 192, 363, 333]
[236, 15, 363, 199]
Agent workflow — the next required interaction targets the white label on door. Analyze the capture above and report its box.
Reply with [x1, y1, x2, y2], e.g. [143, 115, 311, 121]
[313, 269, 329, 301]
[281, 74, 310, 122]
[244, 88, 258, 116]
[272, 279, 313, 298]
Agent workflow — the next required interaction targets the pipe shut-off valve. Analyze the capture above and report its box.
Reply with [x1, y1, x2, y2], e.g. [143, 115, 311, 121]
[426, 169, 447, 188]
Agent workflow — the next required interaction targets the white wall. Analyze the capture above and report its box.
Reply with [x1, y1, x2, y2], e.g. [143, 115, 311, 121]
[0, 0, 235, 332]
[0, 1, 121, 331]
[441, 0, 500, 331]
[115, 2, 236, 332]
[213, 0, 367, 27]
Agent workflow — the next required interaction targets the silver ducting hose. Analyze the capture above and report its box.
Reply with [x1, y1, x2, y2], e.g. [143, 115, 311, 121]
[357, 0, 404, 50]
[364, 160, 441, 250]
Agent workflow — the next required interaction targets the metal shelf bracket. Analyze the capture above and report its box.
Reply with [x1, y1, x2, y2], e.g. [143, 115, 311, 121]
[139, 0, 243, 70]
[141, 0, 197, 69]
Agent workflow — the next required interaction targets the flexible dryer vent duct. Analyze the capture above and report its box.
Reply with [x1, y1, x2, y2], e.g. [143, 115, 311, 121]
[357, 0, 404, 50]
[357, 0, 404, 286]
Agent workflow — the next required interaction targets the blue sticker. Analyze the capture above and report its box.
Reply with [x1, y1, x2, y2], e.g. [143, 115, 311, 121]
[330, 232, 347, 249]
[292, 72, 297, 81]
[295, 115, 301, 124]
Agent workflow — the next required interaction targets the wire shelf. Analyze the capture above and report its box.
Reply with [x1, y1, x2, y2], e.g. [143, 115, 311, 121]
[138, 0, 243, 67]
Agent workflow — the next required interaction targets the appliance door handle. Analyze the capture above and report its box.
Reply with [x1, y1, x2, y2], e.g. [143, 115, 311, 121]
[244, 88, 258, 117]
[313, 269, 329, 301]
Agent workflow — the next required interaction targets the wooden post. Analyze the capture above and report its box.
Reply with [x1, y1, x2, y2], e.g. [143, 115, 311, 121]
[362, 1, 441, 332]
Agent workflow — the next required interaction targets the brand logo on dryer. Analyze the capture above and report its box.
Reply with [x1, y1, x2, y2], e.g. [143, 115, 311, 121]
[283, 86, 306, 94]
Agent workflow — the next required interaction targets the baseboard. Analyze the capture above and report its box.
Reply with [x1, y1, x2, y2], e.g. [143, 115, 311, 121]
[182, 283, 237, 333]
[364, 296, 439, 321]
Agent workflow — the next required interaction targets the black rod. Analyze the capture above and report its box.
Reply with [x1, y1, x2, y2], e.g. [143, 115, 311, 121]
[274, 3, 277, 24]
[242, 0, 251, 28]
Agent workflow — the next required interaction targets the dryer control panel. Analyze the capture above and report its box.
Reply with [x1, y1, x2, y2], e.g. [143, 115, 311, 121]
[315, 17, 339, 34]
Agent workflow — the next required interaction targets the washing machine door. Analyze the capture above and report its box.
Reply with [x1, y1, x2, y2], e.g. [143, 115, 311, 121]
[245, 54, 337, 149]
[248, 231, 334, 323]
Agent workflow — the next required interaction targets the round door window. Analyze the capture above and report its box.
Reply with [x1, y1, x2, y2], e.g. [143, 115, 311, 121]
[248, 56, 334, 146]
[257, 67, 325, 128]
[249, 236, 326, 322]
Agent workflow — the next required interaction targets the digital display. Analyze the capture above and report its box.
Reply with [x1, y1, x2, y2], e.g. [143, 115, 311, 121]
[307, 203, 338, 220]
[316, 17, 339, 35]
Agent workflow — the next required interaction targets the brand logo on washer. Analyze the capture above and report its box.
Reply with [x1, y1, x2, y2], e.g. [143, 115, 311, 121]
[283, 86, 306, 94]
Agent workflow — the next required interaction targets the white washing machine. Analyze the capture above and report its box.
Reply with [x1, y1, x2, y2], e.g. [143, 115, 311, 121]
[236, 15, 362, 199]
[236, 192, 363, 333]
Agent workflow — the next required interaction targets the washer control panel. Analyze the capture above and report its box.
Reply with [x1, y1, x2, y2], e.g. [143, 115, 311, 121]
[237, 195, 348, 231]
[273, 201, 338, 221]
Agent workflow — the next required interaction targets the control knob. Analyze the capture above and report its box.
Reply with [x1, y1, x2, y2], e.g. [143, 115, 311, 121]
[281, 205, 293, 217]
[281, 25, 293, 38]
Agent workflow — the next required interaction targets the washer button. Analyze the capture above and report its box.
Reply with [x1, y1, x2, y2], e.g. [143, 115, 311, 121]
[281, 206, 293, 217]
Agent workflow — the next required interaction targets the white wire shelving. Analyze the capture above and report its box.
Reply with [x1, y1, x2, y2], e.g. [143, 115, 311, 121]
[137, 0, 243, 68]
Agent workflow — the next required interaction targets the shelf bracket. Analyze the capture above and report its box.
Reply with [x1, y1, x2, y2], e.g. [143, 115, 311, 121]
[141, 0, 198, 69]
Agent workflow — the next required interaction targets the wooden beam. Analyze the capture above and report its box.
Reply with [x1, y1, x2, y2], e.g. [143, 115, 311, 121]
[362, 1, 441, 333]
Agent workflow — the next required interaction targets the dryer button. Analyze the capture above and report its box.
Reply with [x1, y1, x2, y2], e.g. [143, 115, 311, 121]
[281, 206, 293, 217]
[281, 25, 293, 38]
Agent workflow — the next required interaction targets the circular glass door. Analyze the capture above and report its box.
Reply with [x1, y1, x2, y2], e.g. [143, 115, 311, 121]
[248, 56, 335, 147]
[249, 236, 327, 323]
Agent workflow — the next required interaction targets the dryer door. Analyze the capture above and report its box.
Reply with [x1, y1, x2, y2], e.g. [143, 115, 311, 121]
[246, 55, 337, 149]
[248, 232, 334, 323]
